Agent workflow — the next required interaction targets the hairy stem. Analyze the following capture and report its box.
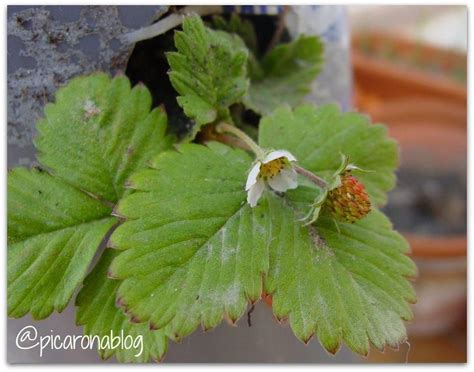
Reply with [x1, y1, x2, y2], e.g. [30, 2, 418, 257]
[215, 122, 264, 158]
[295, 165, 328, 189]
[217, 133, 251, 151]
[216, 123, 329, 190]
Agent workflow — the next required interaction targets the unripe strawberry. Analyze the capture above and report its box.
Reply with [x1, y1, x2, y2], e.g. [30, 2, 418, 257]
[324, 172, 371, 223]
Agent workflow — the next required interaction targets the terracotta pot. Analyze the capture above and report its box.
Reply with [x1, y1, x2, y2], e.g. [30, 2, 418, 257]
[352, 31, 466, 345]
[352, 32, 466, 109]
[371, 100, 466, 263]
[391, 121, 466, 338]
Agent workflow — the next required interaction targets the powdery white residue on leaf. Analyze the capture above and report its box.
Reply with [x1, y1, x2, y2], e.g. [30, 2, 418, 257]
[83, 99, 101, 119]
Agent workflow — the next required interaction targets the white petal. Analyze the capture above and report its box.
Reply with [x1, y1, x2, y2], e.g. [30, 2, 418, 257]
[262, 150, 297, 164]
[247, 180, 265, 207]
[267, 169, 298, 192]
[245, 162, 261, 191]
[280, 168, 298, 189]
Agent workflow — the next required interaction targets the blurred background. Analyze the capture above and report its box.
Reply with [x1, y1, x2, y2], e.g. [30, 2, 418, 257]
[349, 5, 467, 363]
[7, 5, 467, 363]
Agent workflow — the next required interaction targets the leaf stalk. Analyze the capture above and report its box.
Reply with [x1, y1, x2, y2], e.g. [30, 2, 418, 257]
[215, 122, 265, 158]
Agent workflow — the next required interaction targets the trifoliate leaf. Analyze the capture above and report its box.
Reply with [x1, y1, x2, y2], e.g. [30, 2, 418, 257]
[264, 195, 416, 354]
[167, 15, 249, 139]
[76, 249, 168, 362]
[108, 142, 270, 339]
[7, 167, 117, 319]
[35, 73, 173, 203]
[259, 104, 398, 205]
[244, 36, 323, 115]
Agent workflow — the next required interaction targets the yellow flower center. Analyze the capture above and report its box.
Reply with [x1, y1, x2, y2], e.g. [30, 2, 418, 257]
[260, 158, 287, 179]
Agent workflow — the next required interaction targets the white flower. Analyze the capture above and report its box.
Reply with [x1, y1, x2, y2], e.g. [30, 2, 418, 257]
[245, 150, 298, 207]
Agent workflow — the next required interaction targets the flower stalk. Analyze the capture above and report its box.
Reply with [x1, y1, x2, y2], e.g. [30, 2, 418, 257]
[216, 122, 329, 195]
[294, 165, 328, 189]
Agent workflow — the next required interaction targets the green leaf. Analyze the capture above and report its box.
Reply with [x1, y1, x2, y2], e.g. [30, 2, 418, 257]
[9, 74, 173, 320]
[35, 73, 173, 203]
[211, 14, 258, 55]
[108, 142, 270, 339]
[8, 168, 117, 319]
[259, 104, 398, 206]
[264, 196, 416, 354]
[244, 36, 324, 115]
[257, 104, 416, 353]
[209, 14, 262, 82]
[167, 15, 249, 139]
[104, 103, 412, 355]
[76, 249, 168, 362]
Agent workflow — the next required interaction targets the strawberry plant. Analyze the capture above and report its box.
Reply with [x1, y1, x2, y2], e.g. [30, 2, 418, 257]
[7, 14, 416, 362]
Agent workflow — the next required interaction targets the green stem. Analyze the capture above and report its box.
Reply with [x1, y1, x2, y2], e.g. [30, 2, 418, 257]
[216, 122, 327, 190]
[216, 122, 264, 158]
[295, 165, 328, 189]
